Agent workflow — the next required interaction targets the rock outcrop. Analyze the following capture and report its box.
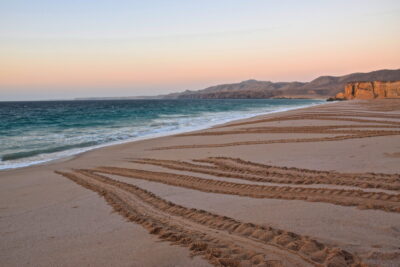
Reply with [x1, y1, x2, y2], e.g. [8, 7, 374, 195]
[335, 81, 400, 100]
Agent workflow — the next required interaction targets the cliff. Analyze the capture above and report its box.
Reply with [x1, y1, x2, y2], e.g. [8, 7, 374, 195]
[335, 81, 400, 100]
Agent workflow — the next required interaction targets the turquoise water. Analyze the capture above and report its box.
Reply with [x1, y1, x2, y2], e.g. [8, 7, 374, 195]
[0, 99, 324, 170]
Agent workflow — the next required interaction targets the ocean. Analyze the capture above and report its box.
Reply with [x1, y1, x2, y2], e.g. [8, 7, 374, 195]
[0, 99, 324, 170]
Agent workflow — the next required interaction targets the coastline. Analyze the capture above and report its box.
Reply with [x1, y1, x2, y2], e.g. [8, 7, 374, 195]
[0, 100, 325, 171]
[1, 99, 400, 266]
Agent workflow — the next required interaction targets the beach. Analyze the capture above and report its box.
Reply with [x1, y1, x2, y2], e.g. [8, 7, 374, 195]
[1, 99, 400, 266]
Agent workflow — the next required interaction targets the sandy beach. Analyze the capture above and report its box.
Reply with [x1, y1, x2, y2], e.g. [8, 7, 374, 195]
[1, 99, 400, 267]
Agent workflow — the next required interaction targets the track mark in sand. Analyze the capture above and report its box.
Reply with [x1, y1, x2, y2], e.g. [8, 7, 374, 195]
[384, 152, 400, 158]
[358, 100, 400, 112]
[177, 125, 400, 137]
[131, 157, 400, 191]
[153, 132, 399, 151]
[153, 110, 400, 150]
[56, 170, 366, 267]
[216, 113, 400, 129]
[91, 166, 400, 212]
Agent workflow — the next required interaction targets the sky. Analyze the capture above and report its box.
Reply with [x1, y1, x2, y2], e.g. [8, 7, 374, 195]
[1, 0, 400, 101]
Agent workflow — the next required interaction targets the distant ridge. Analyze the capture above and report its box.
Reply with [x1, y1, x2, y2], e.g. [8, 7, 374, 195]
[161, 69, 400, 99]
[76, 69, 400, 100]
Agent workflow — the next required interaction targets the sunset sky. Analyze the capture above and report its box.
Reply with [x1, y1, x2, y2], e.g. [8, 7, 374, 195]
[1, 0, 400, 100]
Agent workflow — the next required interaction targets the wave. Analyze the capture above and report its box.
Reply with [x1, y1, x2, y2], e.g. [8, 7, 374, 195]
[1, 141, 98, 161]
[0, 100, 325, 170]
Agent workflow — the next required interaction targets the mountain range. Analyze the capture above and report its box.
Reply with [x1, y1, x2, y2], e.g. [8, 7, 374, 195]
[76, 69, 400, 100]
[160, 69, 400, 99]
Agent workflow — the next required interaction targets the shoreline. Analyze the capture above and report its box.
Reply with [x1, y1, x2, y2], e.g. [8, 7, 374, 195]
[0, 100, 326, 171]
[1, 99, 399, 267]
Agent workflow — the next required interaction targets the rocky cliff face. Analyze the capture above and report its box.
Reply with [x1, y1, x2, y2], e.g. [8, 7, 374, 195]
[335, 81, 400, 100]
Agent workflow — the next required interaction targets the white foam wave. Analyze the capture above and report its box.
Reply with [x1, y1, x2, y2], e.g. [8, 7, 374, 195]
[0, 101, 324, 170]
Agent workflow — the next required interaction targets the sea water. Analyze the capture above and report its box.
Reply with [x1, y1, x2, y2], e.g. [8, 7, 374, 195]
[0, 99, 324, 170]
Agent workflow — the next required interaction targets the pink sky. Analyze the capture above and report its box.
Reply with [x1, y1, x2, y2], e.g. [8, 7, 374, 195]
[1, 0, 399, 100]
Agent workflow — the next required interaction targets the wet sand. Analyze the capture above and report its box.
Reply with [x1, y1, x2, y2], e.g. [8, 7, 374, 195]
[1, 99, 400, 266]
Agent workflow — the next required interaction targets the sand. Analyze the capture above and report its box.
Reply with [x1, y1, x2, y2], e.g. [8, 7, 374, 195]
[1, 99, 400, 266]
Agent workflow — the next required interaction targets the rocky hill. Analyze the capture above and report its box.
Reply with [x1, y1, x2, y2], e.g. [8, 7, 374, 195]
[161, 69, 400, 99]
